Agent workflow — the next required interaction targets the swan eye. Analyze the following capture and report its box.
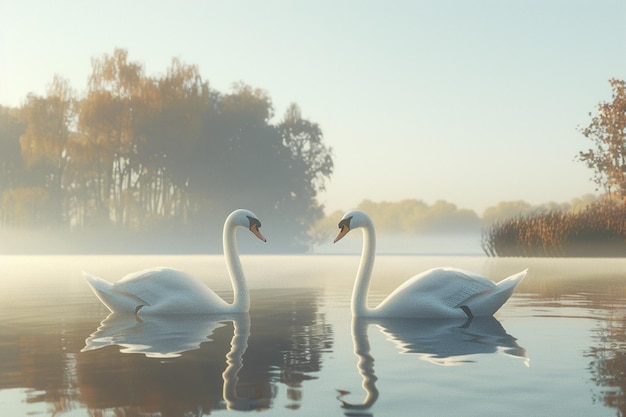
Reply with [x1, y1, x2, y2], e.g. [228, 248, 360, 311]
[334, 216, 353, 243]
[338, 216, 352, 230]
[247, 216, 262, 229]
[247, 216, 266, 242]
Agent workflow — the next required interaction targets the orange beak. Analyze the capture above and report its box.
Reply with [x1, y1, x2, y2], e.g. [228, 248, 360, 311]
[250, 224, 266, 242]
[334, 224, 350, 243]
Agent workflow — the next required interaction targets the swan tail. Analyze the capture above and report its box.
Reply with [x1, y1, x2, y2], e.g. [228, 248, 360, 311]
[496, 269, 528, 292]
[83, 271, 140, 314]
[464, 269, 527, 317]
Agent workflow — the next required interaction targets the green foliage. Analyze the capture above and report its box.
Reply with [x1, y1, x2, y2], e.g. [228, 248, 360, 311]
[0, 49, 333, 252]
[482, 201, 626, 257]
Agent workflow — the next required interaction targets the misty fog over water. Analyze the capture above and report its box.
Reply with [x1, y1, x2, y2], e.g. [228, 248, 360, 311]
[314, 232, 483, 255]
[0, 228, 484, 256]
[2, 255, 626, 416]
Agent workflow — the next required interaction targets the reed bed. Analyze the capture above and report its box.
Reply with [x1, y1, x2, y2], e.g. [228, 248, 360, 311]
[482, 202, 626, 257]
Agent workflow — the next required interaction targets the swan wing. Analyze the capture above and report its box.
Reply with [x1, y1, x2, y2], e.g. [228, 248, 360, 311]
[84, 271, 147, 313]
[434, 268, 498, 309]
[112, 268, 227, 314]
[115, 268, 208, 301]
[378, 268, 498, 318]
[463, 269, 527, 316]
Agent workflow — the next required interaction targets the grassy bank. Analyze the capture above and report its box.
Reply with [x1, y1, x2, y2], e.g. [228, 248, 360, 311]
[482, 202, 626, 257]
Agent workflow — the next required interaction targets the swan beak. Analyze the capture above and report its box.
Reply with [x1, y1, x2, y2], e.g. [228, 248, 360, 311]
[334, 225, 350, 243]
[249, 224, 267, 242]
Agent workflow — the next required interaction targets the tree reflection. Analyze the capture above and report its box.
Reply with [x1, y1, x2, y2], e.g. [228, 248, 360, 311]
[0, 288, 333, 414]
[587, 312, 626, 415]
[0, 316, 90, 410]
[238, 289, 333, 410]
[485, 259, 626, 416]
[79, 312, 265, 413]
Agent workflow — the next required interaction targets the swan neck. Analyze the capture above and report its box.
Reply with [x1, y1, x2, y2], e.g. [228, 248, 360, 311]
[352, 220, 376, 317]
[224, 218, 249, 312]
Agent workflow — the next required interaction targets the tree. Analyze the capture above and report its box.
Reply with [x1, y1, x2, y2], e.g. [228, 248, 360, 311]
[279, 104, 334, 247]
[1, 48, 335, 252]
[134, 57, 210, 226]
[577, 79, 626, 199]
[0, 106, 26, 191]
[280, 103, 333, 194]
[0, 106, 27, 227]
[2, 187, 49, 227]
[316, 199, 481, 235]
[482, 200, 534, 226]
[78, 48, 146, 226]
[18, 75, 75, 225]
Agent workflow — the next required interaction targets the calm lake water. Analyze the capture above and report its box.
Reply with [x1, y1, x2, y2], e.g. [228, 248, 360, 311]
[1, 254, 626, 416]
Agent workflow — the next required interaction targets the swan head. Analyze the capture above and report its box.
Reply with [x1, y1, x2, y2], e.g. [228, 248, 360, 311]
[333, 210, 371, 243]
[229, 209, 267, 242]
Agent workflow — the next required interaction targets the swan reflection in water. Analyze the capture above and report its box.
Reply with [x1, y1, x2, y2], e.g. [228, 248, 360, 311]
[81, 312, 265, 411]
[338, 316, 527, 411]
[378, 316, 527, 366]
[82, 312, 240, 358]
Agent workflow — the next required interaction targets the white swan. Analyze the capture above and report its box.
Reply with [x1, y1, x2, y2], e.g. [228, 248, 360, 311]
[333, 210, 527, 318]
[83, 209, 266, 315]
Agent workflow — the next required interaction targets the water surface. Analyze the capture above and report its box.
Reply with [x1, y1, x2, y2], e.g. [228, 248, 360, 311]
[1, 255, 626, 416]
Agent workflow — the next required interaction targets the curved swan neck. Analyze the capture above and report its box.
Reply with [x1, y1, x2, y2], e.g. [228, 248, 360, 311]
[352, 219, 376, 317]
[224, 218, 250, 312]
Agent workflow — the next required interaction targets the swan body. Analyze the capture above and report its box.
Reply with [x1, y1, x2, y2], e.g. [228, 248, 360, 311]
[84, 209, 266, 315]
[334, 210, 526, 318]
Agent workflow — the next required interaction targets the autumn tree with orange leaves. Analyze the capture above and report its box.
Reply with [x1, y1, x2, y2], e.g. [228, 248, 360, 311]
[577, 79, 626, 200]
[0, 48, 333, 251]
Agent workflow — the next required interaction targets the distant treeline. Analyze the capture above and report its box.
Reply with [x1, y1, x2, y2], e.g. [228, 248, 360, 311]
[0, 49, 333, 251]
[310, 196, 602, 245]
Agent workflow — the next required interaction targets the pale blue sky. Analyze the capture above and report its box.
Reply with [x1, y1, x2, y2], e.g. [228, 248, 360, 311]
[1, 1, 625, 214]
